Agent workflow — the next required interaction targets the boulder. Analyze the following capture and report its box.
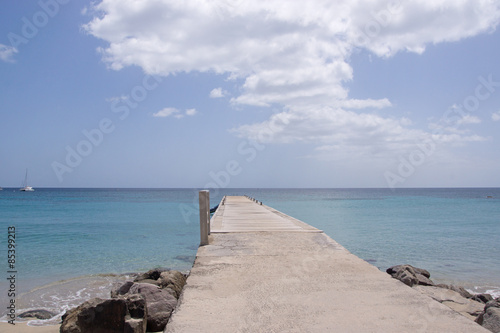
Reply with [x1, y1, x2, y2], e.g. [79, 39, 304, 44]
[134, 268, 166, 282]
[435, 284, 473, 299]
[489, 299, 500, 308]
[61, 269, 186, 333]
[60, 295, 147, 333]
[413, 285, 484, 320]
[471, 293, 494, 304]
[127, 283, 177, 332]
[159, 270, 187, 298]
[476, 299, 500, 332]
[111, 280, 135, 298]
[18, 309, 56, 320]
[135, 278, 161, 286]
[386, 265, 434, 287]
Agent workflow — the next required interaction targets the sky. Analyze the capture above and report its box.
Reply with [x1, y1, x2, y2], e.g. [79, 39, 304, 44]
[1, 0, 500, 189]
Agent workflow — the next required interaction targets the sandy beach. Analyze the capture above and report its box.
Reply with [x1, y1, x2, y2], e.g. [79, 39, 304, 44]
[0, 322, 59, 333]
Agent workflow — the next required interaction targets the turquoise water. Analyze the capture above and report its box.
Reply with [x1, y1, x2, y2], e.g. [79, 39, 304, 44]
[1, 188, 499, 323]
[254, 188, 500, 288]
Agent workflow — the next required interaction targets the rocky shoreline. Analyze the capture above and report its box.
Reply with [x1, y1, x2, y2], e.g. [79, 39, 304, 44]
[14, 265, 500, 333]
[59, 268, 187, 333]
[387, 264, 500, 333]
[13, 268, 187, 333]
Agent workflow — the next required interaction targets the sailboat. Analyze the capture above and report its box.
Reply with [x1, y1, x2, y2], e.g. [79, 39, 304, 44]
[20, 169, 34, 192]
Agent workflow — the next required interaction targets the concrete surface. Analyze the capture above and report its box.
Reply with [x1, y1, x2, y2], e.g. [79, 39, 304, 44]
[166, 196, 488, 332]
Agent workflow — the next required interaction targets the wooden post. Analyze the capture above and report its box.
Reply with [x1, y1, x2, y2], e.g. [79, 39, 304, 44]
[199, 190, 209, 246]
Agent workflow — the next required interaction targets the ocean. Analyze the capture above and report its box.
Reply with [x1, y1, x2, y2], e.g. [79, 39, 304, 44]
[1, 188, 499, 325]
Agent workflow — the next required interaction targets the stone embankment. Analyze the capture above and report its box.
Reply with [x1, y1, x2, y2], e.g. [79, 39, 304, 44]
[59, 269, 187, 333]
[387, 264, 500, 332]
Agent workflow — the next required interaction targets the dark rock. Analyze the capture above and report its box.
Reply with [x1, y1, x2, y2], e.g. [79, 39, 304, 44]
[414, 267, 431, 279]
[386, 265, 407, 277]
[397, 269, 418, 287]
[125, 294, 147, 320]
[18, 309, 56, 320]
[489, 299, 500, 308]
[127, 283, 177, 332]
[159, 270, 187, 298]
[476, 300, 500, 332]
[386, 265, 434, 287]
[450, 285, 473, 299]
[60, 296, 147, 333]
[415, 272, 434, 286]
[111, 280, 134, 298]
[134, 268, 166, 282]
[471, 293, 494, 304]
[387, 265, 431, 278]
[436, 284, 473, 299]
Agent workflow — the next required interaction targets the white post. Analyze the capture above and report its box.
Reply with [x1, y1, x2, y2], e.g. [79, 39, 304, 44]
[199, 190, 209, 246]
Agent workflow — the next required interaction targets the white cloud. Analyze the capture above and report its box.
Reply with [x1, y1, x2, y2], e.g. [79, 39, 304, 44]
[209, 88, 227, 98]
[153, 107, 197, 118]
[428, 113, 482, 136]
[85, 0, 500, 109]
[232, 105, 488, 160]
[493, 111, 500, 121]
[456, 115, 481, 125]
[153, 107, 181, 118]
[85, 1, 500, 157]
[233, 105, 421, 152]
[347, 2, 500, 57]
[339, 98, 392, 110]
[0, 44, 17, 62]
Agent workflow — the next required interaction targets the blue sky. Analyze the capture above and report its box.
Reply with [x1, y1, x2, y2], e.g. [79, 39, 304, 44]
[1, 0, 500, 188]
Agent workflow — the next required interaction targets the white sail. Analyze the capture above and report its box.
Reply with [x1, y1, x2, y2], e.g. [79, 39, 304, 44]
[20, 169, 34, 191]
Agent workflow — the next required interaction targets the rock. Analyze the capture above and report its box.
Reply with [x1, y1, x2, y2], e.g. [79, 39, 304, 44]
[397, 269, 418, 287]
[386, 265, 434, 287]
[414, 285, 485, 320]
[111, 280, 135, 298]
[387, 264, 428, 277]
[415, 272, 435, 286]
[435, 284, 473, 299]
[134, 268, 166, 282]
[127, 283, 177, 332]
[489, 299, 500, 308]
[18, 309, 56, 320]
[159, 270, 187, 298]
[476, 307, 500, 332]
[60, 295, 147, 333]
[135, 278, 161, 286]
[472, 293, 494, 304]
[476, 299, 500, 332]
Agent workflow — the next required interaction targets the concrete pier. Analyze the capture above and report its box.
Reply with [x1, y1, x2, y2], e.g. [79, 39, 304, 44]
[166, 196, 488, 332]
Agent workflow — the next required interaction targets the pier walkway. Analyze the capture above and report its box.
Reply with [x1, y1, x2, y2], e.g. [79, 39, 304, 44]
[166, 196, 487, 332]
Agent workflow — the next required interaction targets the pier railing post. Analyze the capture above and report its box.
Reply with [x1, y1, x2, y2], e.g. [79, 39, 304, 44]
[199, 190, 210, 246]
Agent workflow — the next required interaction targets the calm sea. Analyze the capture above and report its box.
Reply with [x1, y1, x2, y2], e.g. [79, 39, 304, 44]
[1, 188, 499, 324]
